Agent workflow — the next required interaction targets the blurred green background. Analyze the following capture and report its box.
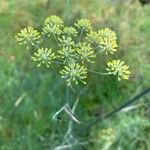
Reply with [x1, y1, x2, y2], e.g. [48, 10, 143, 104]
[0, 0, 150, 149]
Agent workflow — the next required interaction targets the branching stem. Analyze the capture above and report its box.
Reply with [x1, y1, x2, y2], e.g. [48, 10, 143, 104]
[53, 141, 88, 150]
[52, 105, 66, 121]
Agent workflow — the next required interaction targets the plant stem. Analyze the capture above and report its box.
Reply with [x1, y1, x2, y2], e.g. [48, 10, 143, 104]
[102, 142, 112, 150]
[88, 70, 111, 75]
[78, 28, 84, 42]
[53, 34, 59, 45]
[62, 86, 87, 144]
[95, 45, 100, 50]
[53, 141, 88, 150]
[65, 106, 80, 124]
[52, 57, 64, 64]
[52, 105, 66, 121]
[66, 0, 70, 25]
[62, 97, 80, 144]
[66, 86, 70, 104]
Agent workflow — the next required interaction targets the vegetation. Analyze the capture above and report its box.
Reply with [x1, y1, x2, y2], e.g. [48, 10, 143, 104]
[0, 0, 149, 150]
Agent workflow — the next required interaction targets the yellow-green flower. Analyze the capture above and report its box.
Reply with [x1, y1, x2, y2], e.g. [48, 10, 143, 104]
[98, 28, 117, 41]
[76, 42, 96, 63]
[60, 63, 87, 86]
[58, 36, 75, 47]
[106, 59, 131, 80]
[75, 19, 92, 32]
[42, 15, 64, 36]
[86, 31, 99, 43]
[16, 15, 129, 87]
[97, 28, 118, 54]
[100, 128, 116, 142]
[98, 38, 118, 54]
[63, 27, 78, 37]
[31, 48, 56, 68]
[15, 27, 41, 49]
[58, 36, 75, 60]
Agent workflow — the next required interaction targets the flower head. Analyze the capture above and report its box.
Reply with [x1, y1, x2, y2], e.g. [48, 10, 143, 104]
[16, 15, 130, 87]
[58, 36, 75, 60]
[98, 28, 117, 41]
[76, 42, 96, 63]
[97, 28, 118, 54]
[98, 38, 118, 54]
[58, 36, 75, 48]
[86, 31, 99, 43]
[42, 15, 64, 36]
[15, 27, 41, 49]
[106, 59, 131, 80]
[100, 128, 116, 142]
[63, 27, 78, 37]
[31, 48, 56, 67]
[60, 63, 87, 86]
[75, 19, 92, 32]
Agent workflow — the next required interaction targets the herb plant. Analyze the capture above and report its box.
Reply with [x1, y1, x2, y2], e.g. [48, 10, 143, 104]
[16, 15, 131, 148]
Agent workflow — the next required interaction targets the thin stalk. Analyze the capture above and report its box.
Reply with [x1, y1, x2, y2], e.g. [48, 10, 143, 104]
[78, 28, 84, 42]
[52, 60, 64, 65]
[32, 43, 40, 49]
[39, 34, 47, 45]
[53, 141, 88, 150]
[66, 86, 70, 104]
[96, 49, 105, 55]
[72, 97, 79, 113]
[88, 70, 111, 75]
[66, 0, 70, 25]
[95, 45, 100, 50]
[14, 93, 27, 107]
[102, 142, 113, 150]
[52, 105, 66, 121]
[53, 34, 59, 45]
[64, 106, 80, 124]
[62, 86, 87, 144]
[62, 99, 79, 144]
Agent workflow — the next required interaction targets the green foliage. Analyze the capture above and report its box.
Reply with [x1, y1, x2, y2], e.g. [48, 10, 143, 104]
[90, 113, 150, 150]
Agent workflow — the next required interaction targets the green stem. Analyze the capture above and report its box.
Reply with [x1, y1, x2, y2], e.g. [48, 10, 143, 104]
[62, 97, 80, 144]
[78, 28, 84, 42]
[66, 86, 70, 104]
[62, 86, 87, 144]
[66, 0, 70, 25]
[53, 34, 59, 45]
[88, 70, 111, 75]
[33, 44, 40, 49]
[95, 45, 100, 50]
[52, 60, 64, 65]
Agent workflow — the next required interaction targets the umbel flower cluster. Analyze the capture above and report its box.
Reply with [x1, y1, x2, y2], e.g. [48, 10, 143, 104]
[100, 128, 116, 142]
[16, 15, 130, 86]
